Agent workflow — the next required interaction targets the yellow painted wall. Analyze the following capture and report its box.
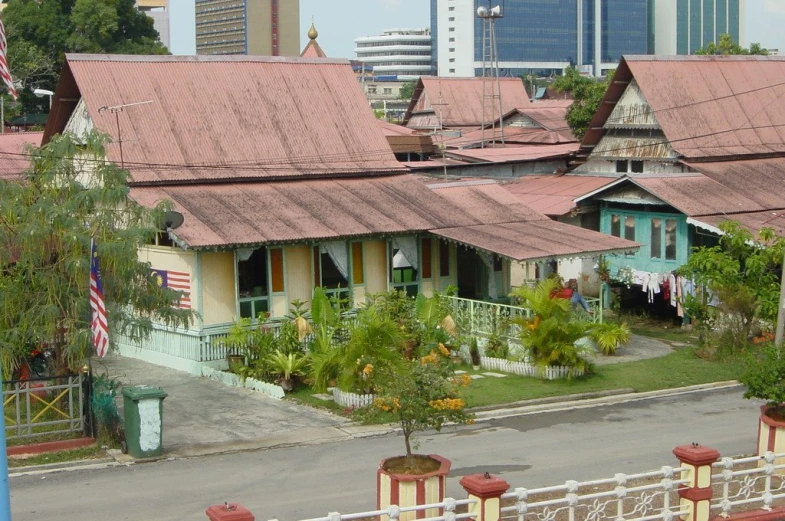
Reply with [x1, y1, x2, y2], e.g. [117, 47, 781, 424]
[272, 294, 287, 318]
[364, 240, 388, 294]
[285, 245, 313, 307]
[353, 285, 367, 306]
[200, 251, 236, 326]
[139, 247, 198, 325]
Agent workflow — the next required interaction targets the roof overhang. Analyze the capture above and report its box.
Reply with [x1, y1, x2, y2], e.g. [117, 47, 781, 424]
[429, 221, 640, 263]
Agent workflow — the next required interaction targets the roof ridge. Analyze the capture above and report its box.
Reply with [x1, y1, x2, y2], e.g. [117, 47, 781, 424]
[65, 53, 350, 65]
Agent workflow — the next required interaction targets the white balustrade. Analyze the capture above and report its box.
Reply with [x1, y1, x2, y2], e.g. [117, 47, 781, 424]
[711, 452, 785, 517]
[285, 497, 477, 521]
[332, 388, 375, 409]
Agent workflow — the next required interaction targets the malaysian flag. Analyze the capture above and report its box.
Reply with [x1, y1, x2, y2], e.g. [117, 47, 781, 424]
[151, 269, 191, 309]
[0, 18, 18, 99]
[89, 240, 109, 357]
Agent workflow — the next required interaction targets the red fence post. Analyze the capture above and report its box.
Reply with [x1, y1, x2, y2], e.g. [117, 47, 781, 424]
[673, 444, 720, 521]
[206, 503, 255, 521]
[460, 473, 510, 521]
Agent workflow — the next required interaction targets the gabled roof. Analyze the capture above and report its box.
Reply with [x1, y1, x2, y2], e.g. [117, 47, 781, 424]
[0, 132, 42, 181]
[502, 174, 617, 216]
[300, 23, 328, 58]
[404, 76, 531, 128]
[581, 55, 785, 160]
[443, 143, 579, 164]
[44, 54, 404, 184]
[443, 126, 574, 148]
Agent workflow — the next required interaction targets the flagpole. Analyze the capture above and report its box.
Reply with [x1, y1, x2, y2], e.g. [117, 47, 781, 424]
[0, 364, 13, 521]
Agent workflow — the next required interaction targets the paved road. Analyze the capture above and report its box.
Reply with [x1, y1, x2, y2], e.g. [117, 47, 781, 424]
[10, 387, 762, 521]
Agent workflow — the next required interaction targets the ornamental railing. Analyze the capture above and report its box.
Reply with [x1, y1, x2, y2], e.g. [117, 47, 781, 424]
[275, 498, 478, 521]
[711, 451, 785, 518]
[500, 466, 689, 521]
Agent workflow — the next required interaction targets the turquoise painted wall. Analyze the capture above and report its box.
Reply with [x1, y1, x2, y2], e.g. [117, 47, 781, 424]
[600, 206, 689, 275]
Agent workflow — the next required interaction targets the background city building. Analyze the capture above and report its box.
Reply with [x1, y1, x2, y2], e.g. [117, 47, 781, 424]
[354, 28, 433, 80]
[649, 0, 745, 55]
[195, 0, 299, 56]
[432, 0, 649, 78]
[136, 0, 170, 48]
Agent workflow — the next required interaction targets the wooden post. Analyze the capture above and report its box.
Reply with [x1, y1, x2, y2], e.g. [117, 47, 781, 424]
[460, 473, 510, 521]
[673, 444, 720, 521]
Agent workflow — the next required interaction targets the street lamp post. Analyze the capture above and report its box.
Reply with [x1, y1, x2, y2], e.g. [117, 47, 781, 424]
[33, 88, 54, 110]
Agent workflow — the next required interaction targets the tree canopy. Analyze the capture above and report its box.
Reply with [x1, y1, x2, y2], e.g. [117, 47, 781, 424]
[695, 33, 768, 56]
[0, 132, 193, 377]
[1, 0, 168, 112]
[551, 67, 613, 139]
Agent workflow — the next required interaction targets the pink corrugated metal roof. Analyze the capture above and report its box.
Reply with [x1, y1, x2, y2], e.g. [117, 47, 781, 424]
[444, 143, 578, 163]
[377, 119, 419, 137]
[685, 157, 785, 212]
[502, 175, 617, 216]
[515, 104, 575, 140]
[583, 55, 785, 160]
[46, 55, 404, 183]
[443, 126, 573, 148]
[430, 221, 640, 262]
[0, 132, 42, 180]
[129, 174, 546, 248]
[691, 210, 785, 237]
[404, 76, 531, 128]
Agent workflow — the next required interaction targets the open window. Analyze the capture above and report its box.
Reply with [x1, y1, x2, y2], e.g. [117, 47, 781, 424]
[390, 237, 419, 297]
[314, 242, 351, 306]
[237, 247, 270, 319]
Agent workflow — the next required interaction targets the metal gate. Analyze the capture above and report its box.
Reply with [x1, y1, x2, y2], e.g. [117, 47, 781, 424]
[3, 374, 86, 441]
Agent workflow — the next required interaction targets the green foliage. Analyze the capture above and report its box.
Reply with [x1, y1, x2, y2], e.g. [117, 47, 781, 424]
[678, 221, 784, 351]
[740, 343, 785, 416]
[2, 0, 168, 109]
[695, 34, 769, 56]
[587, 321, 631, 355]
[91, 373, 122, 445]
[0, 132, 194, 374]
[223, 318, 277, 380]
[367, 349, 473, 458]
[484, 332, 509, 359]
[399, 80, 416, 100]
[469, 337, 481, 366]
[266, 350, 310, 391]
[551, 67, 613, 139]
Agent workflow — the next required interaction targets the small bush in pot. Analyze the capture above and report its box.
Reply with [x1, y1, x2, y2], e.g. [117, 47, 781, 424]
[740, 342, 785, 420]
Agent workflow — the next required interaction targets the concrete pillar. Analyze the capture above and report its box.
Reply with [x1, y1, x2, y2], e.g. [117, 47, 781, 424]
[673, 444, 720, 521]
[460, 472, 510, 521]
[206, 503, 255, 521]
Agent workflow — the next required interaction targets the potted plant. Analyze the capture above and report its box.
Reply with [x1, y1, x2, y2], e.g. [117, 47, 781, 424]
[739, 343, 785, 469]
[266, 349, 310, 392]
[369, 345, 473, 516]
[469, 337, 481, 370]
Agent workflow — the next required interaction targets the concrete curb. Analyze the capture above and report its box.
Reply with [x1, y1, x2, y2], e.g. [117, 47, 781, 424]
[8, 380, 743, 476]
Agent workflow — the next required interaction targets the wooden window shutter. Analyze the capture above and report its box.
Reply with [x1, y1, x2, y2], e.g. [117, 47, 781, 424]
[439, 241, 450, 277]
[270, 248, 285, 293]
[421, 238, 432, 279]
[352, 243, 364, 284]
[313, 246, 321, 287]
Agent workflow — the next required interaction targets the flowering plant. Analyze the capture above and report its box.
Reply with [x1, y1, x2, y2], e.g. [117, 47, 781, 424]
[370, 343, 473, 464]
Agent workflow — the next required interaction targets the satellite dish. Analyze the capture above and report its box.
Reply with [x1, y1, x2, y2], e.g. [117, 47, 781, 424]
[160, 211, 184, 231]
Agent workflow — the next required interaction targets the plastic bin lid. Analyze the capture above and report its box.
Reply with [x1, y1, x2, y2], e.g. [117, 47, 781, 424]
[121, 385, 168, 400]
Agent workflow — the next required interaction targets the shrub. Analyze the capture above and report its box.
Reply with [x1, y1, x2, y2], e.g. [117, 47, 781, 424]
[740, 343, 785, 417]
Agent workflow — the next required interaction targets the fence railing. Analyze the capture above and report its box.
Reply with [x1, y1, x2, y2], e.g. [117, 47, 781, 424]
[3, 374, 85, 440]
[480, 356, 584, 380]
[711, 452, 785, 517]
[281, 497, 478, 521]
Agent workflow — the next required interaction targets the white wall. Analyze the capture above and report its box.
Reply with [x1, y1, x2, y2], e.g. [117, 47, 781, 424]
[437, 0, 475, 77]
[169, 0, 197, 55]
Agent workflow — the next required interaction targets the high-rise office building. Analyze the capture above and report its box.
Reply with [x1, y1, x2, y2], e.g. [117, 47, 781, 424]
[195, 0, 299, 56]
[354, 29, 433, 80]
[432, 0, 648, 78]
[649, 0, 745, 55]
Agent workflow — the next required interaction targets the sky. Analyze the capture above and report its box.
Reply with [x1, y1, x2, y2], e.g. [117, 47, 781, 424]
[298, 0, 785, 60]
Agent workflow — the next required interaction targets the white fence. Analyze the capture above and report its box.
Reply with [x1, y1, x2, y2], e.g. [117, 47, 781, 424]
[711, 451, 785, 517]
[332, 388, 375, 409]
[276, 498, 478, 521]
[480, 356, 584, 380]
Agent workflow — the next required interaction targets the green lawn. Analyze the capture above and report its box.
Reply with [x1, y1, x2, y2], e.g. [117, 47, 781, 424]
[463, 347, 742, 408]
[7, 445, 106, 468]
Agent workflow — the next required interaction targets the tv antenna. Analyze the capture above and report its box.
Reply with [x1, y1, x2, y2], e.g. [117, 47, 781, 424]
[97, 100, 154, 168]
[477, 0, 505, 148]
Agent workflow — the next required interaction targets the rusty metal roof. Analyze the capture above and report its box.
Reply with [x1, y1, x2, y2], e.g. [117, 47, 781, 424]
[404, 76, 531, 128]
[501, 175, 618, 216]
[582, 55, 785, 160]
[0, 132, 42, 180]
[690, 210, 785, 237]
[45, 54, 404, 184]
[444, 143, 579, 164]
[430, 220, 640, 262]
[443, 126, 574, 148]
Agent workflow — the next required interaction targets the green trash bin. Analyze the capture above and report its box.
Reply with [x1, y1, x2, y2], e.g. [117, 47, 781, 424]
[121, 385, 168, 458]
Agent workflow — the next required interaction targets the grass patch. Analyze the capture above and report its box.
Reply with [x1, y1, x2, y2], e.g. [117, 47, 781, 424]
[7, 444, 106, 468]
[614, 313, 700, 344]
[464, 347, 742, 408]
[285, 386, 350, 414]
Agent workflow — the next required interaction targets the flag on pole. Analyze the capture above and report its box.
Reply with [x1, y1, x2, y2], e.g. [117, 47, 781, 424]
[89, 240, 109, 357]
[0, 18, 17, 99]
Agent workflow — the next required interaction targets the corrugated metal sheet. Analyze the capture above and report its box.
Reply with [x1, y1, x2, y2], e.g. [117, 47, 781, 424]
[430, 221, 640, 262]
[45, 54, 404, 184]
[501, 175, 618, 216]
[583, 55, 785, 160]
[129, 175, 547, 248]
[592, 135, 677, 159]
[444, 143, 578, 163]
[516, 105, 575, 140]
[444, 126, 573, 148]
[630, 175, 767, 216]
[605, 79, 659, 128]
[0, 132, 42, 180]
[691, 211, 785, 237]
[685, 157, 785, 212]
[404, 77, 531, 128]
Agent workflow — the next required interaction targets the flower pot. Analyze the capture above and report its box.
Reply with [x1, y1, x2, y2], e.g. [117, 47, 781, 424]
[472, 365, 481, 371]
[757, 404, 785, 474]
[377, 454, 451, 521]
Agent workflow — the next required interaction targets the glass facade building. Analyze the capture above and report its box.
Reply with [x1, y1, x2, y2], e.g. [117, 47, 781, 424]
[678, 0, 740, 54]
